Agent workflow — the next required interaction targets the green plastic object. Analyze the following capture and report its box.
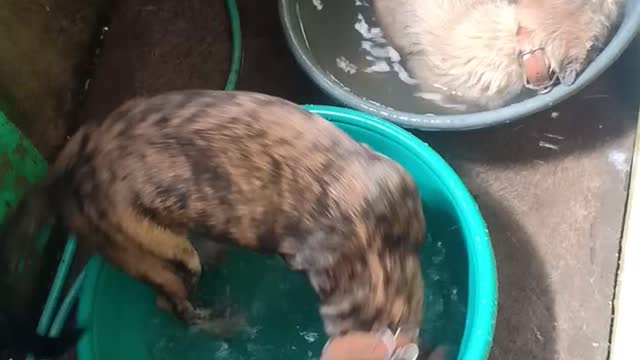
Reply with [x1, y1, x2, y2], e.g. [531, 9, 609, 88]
[0, 109, 50, 318]
[0, 111, 47, 220]
[224, 0, 242, 91]
[77, 106, 497, 360]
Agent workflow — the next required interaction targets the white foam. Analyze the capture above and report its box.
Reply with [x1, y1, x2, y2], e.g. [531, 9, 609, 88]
[354, 13, 384, 41]
[336, 56, 358, 74]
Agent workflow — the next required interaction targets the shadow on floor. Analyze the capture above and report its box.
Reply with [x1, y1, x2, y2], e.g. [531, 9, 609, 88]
[477, 190, 558, 360]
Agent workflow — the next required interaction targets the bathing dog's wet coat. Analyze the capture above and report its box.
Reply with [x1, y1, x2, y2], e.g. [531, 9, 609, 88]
[2, 90, 426, 340]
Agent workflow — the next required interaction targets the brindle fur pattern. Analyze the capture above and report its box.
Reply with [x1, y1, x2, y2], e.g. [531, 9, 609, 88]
[10, 90, 426, 339]
[373, 0, 623, 109]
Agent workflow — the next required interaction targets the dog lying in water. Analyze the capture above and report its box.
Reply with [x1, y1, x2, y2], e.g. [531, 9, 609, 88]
[372, 0, 623, 109]
[2, 90, 426, 346]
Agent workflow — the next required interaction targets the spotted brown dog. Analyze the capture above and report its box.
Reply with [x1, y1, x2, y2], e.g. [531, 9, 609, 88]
[1, 90, 426, 341]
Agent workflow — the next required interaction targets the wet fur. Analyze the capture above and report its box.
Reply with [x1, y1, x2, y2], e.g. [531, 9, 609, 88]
[373, 0, 623, 109]
[2, 90, 426, 340]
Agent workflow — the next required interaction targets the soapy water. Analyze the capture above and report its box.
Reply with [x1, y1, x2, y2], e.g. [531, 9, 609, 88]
[146, 226, 467, 360]
[295, 0, 533, 115]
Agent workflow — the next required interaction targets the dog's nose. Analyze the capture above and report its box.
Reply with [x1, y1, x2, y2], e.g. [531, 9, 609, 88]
[520, 48, 557, 93]
[516, 25, 558, 94]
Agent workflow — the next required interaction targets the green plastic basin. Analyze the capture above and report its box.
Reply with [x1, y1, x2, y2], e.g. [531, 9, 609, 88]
[77, 106, 497, 360]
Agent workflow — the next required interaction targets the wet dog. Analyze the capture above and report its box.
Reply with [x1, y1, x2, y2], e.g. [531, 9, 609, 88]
[1, 90, 426, 341]
[372, 0, 623, 109]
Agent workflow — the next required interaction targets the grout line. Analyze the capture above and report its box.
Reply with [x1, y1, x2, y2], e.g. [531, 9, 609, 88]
[609, 111, 640, 360]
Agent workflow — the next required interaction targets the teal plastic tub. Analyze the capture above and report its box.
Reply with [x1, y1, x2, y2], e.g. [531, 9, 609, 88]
[76, 106, 497, 360]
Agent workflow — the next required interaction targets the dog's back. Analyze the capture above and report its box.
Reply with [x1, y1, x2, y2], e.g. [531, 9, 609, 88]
[50, 90, 422, 250]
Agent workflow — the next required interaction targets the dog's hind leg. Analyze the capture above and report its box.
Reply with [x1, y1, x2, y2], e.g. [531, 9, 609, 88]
[118, 208, 203, 290]
[111, 211, 245, 336]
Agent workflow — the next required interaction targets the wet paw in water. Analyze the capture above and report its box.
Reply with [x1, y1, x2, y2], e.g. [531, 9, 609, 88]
[188, 303, 248, 339]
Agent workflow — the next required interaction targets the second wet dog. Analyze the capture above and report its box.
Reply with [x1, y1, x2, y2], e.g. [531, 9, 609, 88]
[373, 0, 623, 109]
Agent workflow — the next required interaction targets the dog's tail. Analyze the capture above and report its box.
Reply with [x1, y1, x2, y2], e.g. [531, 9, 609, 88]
[0, 183, 77, 359]
[0, 182, 59, 252]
